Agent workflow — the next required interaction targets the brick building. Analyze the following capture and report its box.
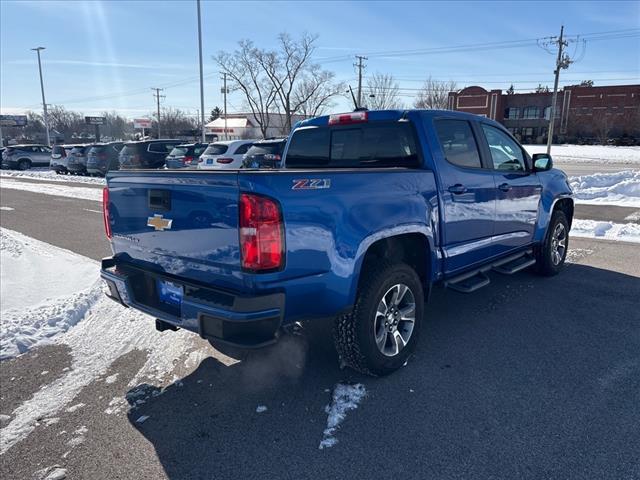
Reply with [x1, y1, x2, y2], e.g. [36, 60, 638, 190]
[447, 84, 640, 144]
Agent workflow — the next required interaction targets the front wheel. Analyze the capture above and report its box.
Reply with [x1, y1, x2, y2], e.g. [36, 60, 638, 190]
[17, 159, 31, 170]
[534, 210, 569, 276]
[334, 260, 424, 376]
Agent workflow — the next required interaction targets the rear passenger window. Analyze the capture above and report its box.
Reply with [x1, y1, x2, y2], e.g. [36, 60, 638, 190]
[234, 143, 251, 155]
[286, 123, 418, 168]
[148, 143, 174, 153]
[434, 120, 482, 169]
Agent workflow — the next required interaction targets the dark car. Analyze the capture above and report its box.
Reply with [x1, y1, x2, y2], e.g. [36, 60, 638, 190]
[1, 144, 52, 170]
[50, 144, 82, 174]
[241, 138, 287, 169]
[86, 142, 124, 176]
[119, 139, 183, 169]
[66, 145, 97, 175]
[164, 143, 208, 169]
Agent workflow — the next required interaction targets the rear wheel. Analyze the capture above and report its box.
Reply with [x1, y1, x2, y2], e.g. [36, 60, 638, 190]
[534, 210, 569, 276]
[334, 260, 423, 376]
[17, 159, 31, 170]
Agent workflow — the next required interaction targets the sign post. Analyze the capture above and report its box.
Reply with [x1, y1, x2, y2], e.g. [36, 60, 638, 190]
[134, 118, 153, 138]
[85, 116, 105, 142]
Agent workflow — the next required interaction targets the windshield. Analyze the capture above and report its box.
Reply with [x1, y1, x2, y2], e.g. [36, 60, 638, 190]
[120, 144, 143, 155]
[202, 144, 228, 156]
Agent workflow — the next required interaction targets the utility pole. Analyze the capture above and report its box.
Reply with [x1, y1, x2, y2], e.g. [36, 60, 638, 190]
[31, 47, 50, 146]
[152, 88, 165, 138]
[545, 25, 572, 155]
[221, 73, 229, 140]
[354, 55, 367, 109]
[196, 0, 206, 143]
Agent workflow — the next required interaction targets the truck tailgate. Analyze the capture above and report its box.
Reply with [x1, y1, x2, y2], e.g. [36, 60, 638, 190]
[106, 171, 243, 291]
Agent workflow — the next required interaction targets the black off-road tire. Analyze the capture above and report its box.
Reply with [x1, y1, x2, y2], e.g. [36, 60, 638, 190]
[534, 210, 569, 276]
[334, 260, 424, 376]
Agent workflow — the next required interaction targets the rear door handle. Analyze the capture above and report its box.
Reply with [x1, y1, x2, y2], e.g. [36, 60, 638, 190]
[498, 183, 512, 192]
[448, 184, 467, 195]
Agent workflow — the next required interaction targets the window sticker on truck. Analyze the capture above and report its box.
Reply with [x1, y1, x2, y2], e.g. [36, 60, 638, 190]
[292, 178, 331, 190]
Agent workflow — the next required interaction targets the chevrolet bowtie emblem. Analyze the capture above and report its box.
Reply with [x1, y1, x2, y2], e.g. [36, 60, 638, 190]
[147, 214, 173, 231]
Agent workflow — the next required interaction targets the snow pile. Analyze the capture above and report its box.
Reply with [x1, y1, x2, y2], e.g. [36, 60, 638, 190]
[1, 229, 100, 359]
[319, 383, 366, 449]
[525, 144, 640, 164]
[0, 169, 105, 185]
[569, 170, 640, 207]
[0, 178, 102, 202]
[571, 220, 640, 243]
[34, 465, 67, 480]
[0, 229, 196, 454]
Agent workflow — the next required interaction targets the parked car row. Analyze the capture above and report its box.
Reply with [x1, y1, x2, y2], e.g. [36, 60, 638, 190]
[1, 138, 287, 174]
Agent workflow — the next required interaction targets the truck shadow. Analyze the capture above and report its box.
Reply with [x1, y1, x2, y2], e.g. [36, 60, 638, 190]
[126, 263, 640, 480]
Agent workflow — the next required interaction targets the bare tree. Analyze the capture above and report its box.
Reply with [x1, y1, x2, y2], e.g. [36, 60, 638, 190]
[414, 76, 457, 110]
[293, 73, 345, 118]
[215, 40, 277, 138]
[153, 107, 196, 138]
[365, 73, 403, 110]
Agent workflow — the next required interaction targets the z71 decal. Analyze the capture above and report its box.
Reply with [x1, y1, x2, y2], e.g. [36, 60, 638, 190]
[292, 178, 331, 190]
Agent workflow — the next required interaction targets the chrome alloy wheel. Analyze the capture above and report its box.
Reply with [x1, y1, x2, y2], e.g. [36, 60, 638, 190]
[374, 283, 416, 357]
[551, 223, 567, 266]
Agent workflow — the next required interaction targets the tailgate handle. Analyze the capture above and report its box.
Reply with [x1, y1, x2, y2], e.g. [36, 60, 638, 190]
[149, 189, 171, 211]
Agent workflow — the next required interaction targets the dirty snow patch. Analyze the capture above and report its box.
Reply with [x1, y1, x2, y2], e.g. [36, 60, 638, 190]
[104, 373, 119, 384]
[319, 383, 366, 449]
[65, 403, 85, 413]
[256, 405, 268, 413]
[0, 168, 105, 185]
[571, 220, 640, 243]
[34, 465, 67, 480]
[0, 206, 14, 211]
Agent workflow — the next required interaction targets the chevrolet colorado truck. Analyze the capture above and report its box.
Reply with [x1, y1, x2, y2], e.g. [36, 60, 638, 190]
[100, 110, 573, 376]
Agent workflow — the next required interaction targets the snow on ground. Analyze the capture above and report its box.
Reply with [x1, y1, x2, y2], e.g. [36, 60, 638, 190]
[571, 219, 640, 243]
[1, 229, 100, 358]
[319, 383, 366, 449]
[568, 170, 640, 208]
[0, 169, 105, 185]
[0, 229, 197, 454]
[524, 144, 640, 164]
[0, 178, 102, 202]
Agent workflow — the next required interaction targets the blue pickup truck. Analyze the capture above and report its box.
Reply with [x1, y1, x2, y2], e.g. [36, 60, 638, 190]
[101, 110, 573, 375]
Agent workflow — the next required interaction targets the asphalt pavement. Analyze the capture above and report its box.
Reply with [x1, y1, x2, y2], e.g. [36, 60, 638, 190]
[1, 178, 639, 480]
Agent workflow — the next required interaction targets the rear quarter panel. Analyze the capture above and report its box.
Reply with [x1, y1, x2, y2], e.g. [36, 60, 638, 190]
[239, 169, 439, 322]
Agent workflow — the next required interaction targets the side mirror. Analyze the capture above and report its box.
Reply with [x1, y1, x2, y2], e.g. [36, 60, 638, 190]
[532, 153, 553, 171]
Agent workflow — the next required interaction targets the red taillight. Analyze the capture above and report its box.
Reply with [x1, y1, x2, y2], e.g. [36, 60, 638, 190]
[216, 157, 234, 164]
[102, 187, 112, 239]
[328, 111, 368, 125]
[239, 193, 284, 271]
[183, 156, 194, 165]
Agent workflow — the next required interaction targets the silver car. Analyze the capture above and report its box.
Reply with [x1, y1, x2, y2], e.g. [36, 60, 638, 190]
[1, 144, 52, 170]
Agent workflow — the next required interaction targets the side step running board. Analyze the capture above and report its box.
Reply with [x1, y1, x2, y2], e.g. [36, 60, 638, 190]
[493, 255, 536, 275]
[445, 249, 534, 293]
[445, 272, 490, 293]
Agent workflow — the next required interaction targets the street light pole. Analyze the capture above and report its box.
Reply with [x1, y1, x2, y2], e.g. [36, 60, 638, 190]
[196, 0, 206, 143]
[31, 47, 50, 146]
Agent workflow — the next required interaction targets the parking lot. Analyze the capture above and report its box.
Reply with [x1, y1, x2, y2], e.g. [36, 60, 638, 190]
[1, 165, 639, 479]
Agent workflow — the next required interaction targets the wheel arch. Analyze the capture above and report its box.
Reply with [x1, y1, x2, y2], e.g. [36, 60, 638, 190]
[349, 227, 436, 306]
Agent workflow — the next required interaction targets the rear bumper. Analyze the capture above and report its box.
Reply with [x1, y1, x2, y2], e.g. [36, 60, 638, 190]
[100, 257, 285, 348]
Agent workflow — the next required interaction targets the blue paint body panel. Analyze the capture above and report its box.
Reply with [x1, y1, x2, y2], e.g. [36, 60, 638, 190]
[102, 109, 572, 342]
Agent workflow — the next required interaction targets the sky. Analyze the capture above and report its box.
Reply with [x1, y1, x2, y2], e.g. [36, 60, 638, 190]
[1, 0, 639, 119]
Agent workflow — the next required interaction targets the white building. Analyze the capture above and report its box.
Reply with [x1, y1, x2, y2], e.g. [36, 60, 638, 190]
[205, 113, 307, 140]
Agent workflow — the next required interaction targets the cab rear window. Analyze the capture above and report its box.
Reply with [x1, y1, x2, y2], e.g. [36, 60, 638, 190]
[286, 122, 419, 168]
